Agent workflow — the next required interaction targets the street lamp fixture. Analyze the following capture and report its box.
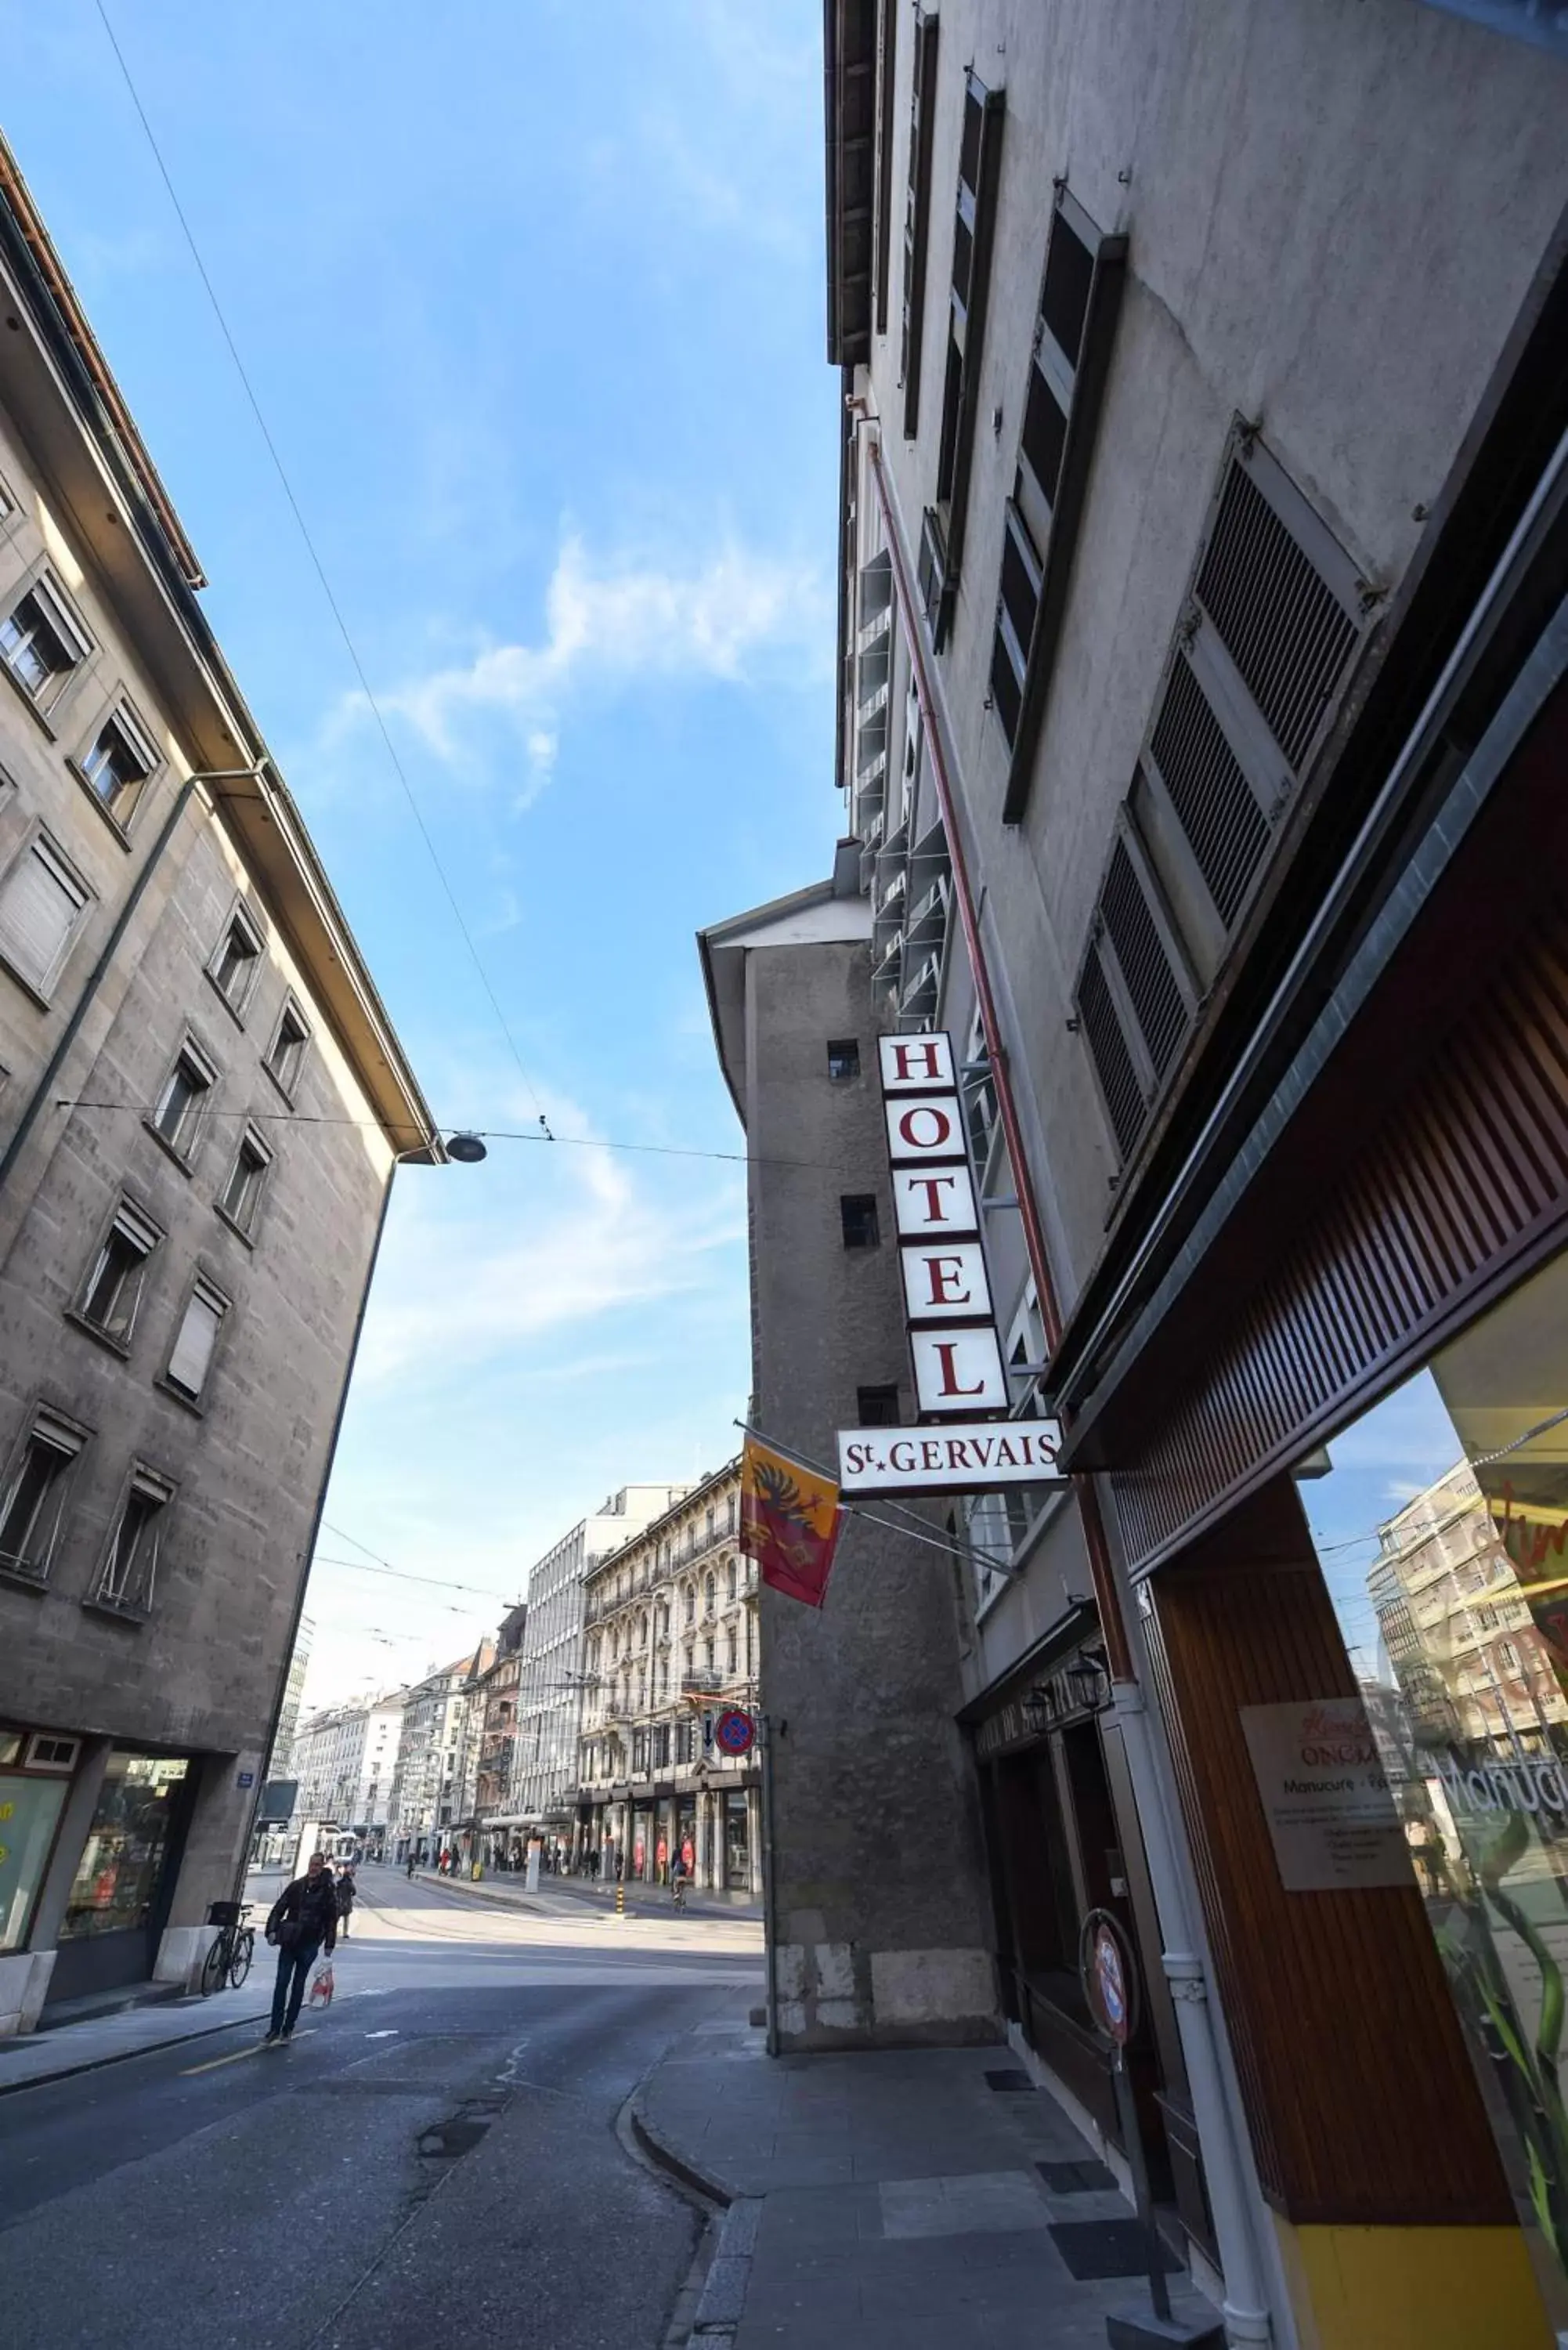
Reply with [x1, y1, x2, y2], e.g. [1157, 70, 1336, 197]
[1065, 1644, 1111, 1715]
[444, 1131, 488, 1163]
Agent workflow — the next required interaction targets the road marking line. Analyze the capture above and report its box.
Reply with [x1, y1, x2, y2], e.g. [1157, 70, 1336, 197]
[180, 2043, 266, 2075]
[179, 2024, 319, 2075]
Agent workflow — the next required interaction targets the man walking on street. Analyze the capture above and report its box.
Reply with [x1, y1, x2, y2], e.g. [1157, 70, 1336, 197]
[263, 1852, 339, 2044]
[335, 1864, 357, 1938]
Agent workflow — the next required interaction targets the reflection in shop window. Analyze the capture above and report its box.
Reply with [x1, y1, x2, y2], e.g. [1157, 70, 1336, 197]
[0, 1771, 67, 1950]
[1305, 1248, 1568, 2330]
[58, 1753, 188, 1942]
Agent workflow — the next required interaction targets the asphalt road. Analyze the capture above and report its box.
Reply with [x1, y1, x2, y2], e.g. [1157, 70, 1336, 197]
[0, 1872, 763, 2349]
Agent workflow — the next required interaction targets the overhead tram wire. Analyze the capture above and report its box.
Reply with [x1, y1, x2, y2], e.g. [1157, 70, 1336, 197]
[52, 1096, 856, 1175]
[93, 0, 553, 1141]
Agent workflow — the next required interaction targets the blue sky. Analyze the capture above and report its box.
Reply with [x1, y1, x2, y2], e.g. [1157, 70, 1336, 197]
[5, 2, 839, 1705]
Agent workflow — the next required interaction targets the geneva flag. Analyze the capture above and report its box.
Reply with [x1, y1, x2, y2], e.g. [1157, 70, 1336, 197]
[739, 1433, 843, 1609]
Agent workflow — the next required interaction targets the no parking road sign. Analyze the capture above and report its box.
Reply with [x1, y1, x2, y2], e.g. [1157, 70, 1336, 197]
[714, 1707, 755, 1758]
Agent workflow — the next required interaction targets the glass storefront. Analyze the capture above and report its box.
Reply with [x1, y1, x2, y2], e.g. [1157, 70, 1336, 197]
[724, 1790, 750, 1890]
[1306, 1248, 1568, 2330]
[0, 1772, 67, 1950]
[59, 1752, 188, 1943]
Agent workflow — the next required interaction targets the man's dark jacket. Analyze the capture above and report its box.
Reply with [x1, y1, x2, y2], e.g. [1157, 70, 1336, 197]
[266, 1872, 339, 1954]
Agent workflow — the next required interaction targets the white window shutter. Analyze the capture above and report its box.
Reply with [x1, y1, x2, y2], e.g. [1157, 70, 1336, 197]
[0, 846, 79, 989]
[168, 1292, 223, 1394]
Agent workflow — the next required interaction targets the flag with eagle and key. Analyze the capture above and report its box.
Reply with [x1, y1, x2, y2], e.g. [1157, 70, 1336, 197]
[739, 1433, 844, 1607]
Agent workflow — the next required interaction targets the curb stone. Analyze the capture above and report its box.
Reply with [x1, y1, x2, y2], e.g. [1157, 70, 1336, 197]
[0, 2001, 272, 2098]
[629, 2090, 733, 2208]
[692, 2198, 763, 2338]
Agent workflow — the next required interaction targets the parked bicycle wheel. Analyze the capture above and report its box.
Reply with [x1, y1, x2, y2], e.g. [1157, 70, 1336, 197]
[200, 1935, 228, 1997]
[228, 1928, 254, 1990]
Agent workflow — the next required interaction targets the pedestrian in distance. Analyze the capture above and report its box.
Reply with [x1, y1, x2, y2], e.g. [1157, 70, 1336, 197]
[670, 1846, 689, 1911]
[262, 1852, 339, 2044]
[335, 1864, 356, 1938]
[405, 1850, 416, 1880]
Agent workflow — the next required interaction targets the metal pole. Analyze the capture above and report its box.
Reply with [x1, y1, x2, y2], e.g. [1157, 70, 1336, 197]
[1111, 2047, 1172, 2325]
[760, 1711, 782, 2058]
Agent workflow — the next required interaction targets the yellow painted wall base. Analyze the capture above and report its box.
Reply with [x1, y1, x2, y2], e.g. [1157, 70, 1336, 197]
[1272, 2217, 1552, 2350]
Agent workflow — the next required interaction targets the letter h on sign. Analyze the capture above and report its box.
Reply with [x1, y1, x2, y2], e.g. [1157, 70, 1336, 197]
[878, 1034, 956, 1092]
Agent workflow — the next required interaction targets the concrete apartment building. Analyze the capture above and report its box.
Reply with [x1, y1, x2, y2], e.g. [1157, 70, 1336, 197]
[290, 1690, 406, 1858]
[267, 1612, 314, 1784]
[702, 888, 999, 2036]
[466, 1601, 526, 1871]
[388, 1647, 489, 1866]
[0, 140, 435, 2032]
[577, 1459, 763, 1895]
[719, 3, 1568, 2344]
[508, 1484, 689, 1838]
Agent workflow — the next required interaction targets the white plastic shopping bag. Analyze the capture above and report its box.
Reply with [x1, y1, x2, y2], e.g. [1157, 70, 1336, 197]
[308, 1958, 335, 2008]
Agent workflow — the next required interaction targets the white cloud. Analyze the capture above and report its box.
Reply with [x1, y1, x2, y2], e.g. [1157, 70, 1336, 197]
[345, 532, 829, 772]
[356, 1125, 744, 1382]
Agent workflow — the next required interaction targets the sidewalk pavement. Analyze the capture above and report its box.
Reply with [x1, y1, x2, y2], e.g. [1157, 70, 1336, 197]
[633, 1992, 1223, 2348]
[404, 1864, 764, 1925]
[0, 1983, 272, 2095]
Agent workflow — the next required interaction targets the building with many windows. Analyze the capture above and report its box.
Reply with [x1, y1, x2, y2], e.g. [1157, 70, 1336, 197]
[388, 1647, 490, 1866]
[508, 1485, 689, 1839]
[577, 1460, 761, 1895]
[0, 136, 435, 2033]
[711, 5, 1568, 2344]
[290, 1690, 406, 1859]
[466, 1601, 526, 1871]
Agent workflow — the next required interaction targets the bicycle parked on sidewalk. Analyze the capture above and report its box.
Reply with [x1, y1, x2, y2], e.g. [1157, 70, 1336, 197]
[201, 1900, 255, 1994]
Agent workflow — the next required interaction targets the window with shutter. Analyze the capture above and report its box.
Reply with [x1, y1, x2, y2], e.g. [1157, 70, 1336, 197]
[900, 11, 939, 436]
[0, 1413, 85, 1584]
[992, 190, 1128, 819]
[153, 1043, 216, 1159]
[0, 833, 89, 996]
[925, 70, 1004, 649]
[77, 1199, 161, 1345]
[266, 1000, 311, 1096]
[872, 0, 898, 338]
[78, 707, 156, 827]
[166, 1281, 226, 1398]
[0, 577, 89, 708]
[1135, 427, 1368, 979]
[95, 1469, 172, 1614]
[1075, 825, 1197, 1165]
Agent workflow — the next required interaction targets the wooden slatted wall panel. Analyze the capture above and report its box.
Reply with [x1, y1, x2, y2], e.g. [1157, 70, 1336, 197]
[1143, 1477, 1512, 2225]
[1111, 910, 1568, 1571]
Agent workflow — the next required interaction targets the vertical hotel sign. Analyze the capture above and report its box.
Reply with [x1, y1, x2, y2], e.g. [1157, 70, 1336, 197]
[836, 1033, 1065, 1496]
[880, 1033, 1007, 1412]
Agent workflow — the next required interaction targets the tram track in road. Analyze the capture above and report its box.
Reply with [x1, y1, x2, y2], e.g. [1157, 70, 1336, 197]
[341, 1875, 761, 1969]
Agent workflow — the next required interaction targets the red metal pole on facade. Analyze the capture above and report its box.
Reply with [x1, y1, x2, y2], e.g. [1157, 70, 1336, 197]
[864, 433, 1132, 1679]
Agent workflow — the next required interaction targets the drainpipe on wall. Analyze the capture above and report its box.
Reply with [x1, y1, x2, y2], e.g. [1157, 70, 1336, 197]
[862, 425, 1279, 2348]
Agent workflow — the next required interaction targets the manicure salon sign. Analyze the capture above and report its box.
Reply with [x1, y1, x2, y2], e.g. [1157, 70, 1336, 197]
[836, 1032, 1066, 1498]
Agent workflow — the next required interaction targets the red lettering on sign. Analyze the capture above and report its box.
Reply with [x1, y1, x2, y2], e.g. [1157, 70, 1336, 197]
[933, 1342, 984, 1397]
[921, 1252, 971, 1307]
[946, 1439, 972, 1468]
[920, 1441, 942, 1470]
[891, 1040, 945, 1085]
[910, 1174, 959, 1222]
[889, 1441, 916, 1472]
[897, 1104, 956, 1152]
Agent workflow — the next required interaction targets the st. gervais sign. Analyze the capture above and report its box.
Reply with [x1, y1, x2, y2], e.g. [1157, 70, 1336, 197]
[838, 1419, 1065, 1495]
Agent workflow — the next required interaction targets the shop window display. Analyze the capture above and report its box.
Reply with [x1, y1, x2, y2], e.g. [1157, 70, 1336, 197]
[1306, 1249, 1568, 2328]
[58, 1752, 187, 1942]
[0, 1772, 67, 1950]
